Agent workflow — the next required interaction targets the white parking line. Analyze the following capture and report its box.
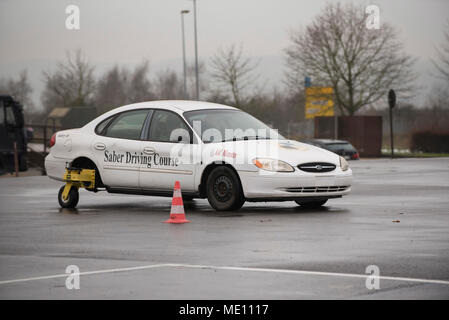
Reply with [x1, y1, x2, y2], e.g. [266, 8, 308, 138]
[0, 264, 172, 285]
[1, 263, 449, 286]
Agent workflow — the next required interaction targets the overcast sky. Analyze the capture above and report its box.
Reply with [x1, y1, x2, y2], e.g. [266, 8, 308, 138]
[1, 0, 448, 108]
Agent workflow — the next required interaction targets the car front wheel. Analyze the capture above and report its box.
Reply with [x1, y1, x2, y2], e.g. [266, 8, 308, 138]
[58, 185, 79, 209]
[206, 166, 245, 211]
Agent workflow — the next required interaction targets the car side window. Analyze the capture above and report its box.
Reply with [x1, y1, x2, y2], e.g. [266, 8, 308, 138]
[5, 106, 16, 126]
[148, 110, 191, 143]
[104, 110, 149, 140]
[95, 116, 115, 135]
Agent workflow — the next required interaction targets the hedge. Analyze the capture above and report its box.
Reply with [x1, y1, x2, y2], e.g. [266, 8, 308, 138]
[410, 131, 449, 153]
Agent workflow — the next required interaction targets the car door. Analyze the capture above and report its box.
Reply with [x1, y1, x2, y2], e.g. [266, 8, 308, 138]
[139, 109, 198, 192]
[91, 109, 150, 188]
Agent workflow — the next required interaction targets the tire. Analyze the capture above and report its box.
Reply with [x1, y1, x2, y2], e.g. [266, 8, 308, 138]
[58, 185, 79, 209]
[295, 199, 327, 208]
[206, 166, 245, 211]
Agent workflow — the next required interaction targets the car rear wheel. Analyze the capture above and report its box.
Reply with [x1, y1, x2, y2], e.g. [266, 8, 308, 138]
[295, 199, 327, 208]
[58, 185, 79, 209]
[206, 166, 245, 211]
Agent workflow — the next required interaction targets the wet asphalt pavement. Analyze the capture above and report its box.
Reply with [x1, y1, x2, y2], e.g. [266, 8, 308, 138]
[0, 158, 448, 299]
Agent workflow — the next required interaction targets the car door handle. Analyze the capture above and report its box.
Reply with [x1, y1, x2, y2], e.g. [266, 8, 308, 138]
[94, 142, 106, 151]
[143, 147, 155, 155]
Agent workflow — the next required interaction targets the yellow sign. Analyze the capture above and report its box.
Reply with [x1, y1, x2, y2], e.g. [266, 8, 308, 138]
[305, 87, 334, 119]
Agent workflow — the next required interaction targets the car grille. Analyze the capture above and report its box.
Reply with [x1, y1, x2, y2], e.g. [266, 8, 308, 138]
[298, 162, 336, 173]
[284, 186, 349, 193]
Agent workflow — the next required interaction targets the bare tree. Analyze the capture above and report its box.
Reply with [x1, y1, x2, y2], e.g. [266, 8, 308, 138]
[153, 69, 184, 100]
[95, 61, 155, 114]
[127, 61, 156, 102]
[432, 21, 449, 84]
[41, 49, 95, 110]
[210, 44, 258, 107]
[95, 66, 128, 114]
[426, 86, 449, 132]
[285, 3, 416, 115]
[0, 70, 35, 112]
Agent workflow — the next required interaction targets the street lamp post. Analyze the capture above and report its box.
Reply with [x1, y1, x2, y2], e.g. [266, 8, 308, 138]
[180, 10, 189, 99]
[388, 89, 396, 158]
[192, 0, 199, 100]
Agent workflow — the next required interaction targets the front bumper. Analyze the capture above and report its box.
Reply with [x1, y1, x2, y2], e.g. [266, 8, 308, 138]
[238, 168, 352, 200]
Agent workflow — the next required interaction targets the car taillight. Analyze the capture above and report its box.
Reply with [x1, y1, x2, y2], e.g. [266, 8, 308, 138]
[49, 133, 56, 148]
[352, 152, 359, 160]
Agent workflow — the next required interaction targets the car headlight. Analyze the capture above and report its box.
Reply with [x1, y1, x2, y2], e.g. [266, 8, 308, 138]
[339, 156, 349, 171]
[252, 158, 294, 172]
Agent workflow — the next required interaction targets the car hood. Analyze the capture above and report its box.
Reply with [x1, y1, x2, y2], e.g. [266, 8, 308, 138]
[204, 139, 340, 167]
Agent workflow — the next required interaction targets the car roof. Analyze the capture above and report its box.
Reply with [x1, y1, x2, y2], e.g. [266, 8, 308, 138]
[313, 139, 351, 144]
[83, 100, 238, 131]
[113, 100, 237, 113]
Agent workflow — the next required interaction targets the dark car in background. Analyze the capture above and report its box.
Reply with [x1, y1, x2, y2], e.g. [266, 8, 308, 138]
[303, 139, 360, 160]
[0, 95, 28, 173]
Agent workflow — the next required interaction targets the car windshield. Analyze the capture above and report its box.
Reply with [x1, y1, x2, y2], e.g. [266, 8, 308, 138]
[184, 109, 284, 143]
[325, 143, 356, 152]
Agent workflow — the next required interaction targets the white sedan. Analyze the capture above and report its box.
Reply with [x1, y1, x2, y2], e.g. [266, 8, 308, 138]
[45, 100, 352, 211]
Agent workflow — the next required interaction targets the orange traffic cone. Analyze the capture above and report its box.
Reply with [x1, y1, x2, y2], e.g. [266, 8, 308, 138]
[163, 181, 190, 224]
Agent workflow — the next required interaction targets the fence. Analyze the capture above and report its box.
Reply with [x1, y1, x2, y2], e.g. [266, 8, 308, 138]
[315, 116, 383, 157]
[25, 123, 62, 172]
[26, 123, 62, 154]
